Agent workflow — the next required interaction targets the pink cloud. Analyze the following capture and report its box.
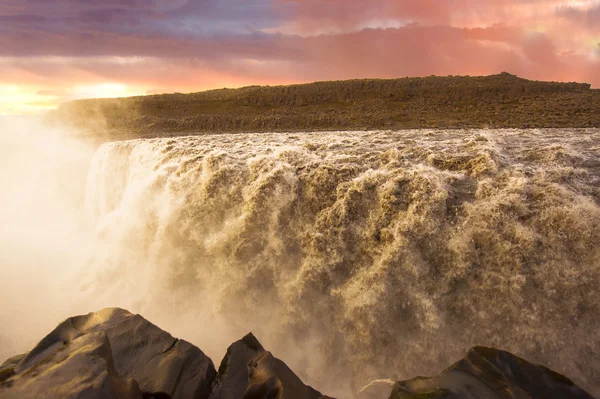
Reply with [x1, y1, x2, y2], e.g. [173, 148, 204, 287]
[557, 4, 600, 31]
[1, 0, 599, 113]
[276, 0, 577, 32]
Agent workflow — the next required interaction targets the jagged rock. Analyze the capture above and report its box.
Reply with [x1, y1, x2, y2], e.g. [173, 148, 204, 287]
[2, 309, 595, 399]
[0, 308, 216, 399]
[390, 346, 595, 399]
[209, 333, 330, 399]
[0, 331, 142, 399]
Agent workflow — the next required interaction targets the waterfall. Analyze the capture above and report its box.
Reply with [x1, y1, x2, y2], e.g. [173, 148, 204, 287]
[78, 129, 600, 396]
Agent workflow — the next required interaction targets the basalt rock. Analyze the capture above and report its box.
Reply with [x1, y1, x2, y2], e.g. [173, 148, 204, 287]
[1, 309, 596, 399]
[50, 73, 600, 141]
[209, 333, 330, 399]
[389, 346, 595, 399]
[0, 331, 143, 399]
[0, 309, 331, 399]
[0, 308, 216, 399]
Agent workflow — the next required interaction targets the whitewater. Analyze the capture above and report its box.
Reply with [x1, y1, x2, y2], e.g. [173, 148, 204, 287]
[1, 120, 599, 397]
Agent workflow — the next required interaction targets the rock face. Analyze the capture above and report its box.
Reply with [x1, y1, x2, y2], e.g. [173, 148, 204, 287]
[0, 331, 142, 399]
[1, 309, 596, 399]
[209, 333, 329, 399]
[51, 73, 600, 141]
[390, 346, 595, 399]
[0, 308, 216, 399]
[0, 309, 329, 399]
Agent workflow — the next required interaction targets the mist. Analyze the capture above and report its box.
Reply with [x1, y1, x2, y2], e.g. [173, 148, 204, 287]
[0, 116, 95, 358]
[0, 117, 254, 368]
[0, 117, 320, 393]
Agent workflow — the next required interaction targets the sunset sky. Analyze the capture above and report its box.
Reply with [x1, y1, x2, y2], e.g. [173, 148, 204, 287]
[1, 0, 599, 114]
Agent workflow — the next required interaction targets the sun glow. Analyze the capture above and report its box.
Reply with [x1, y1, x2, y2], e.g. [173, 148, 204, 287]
[0, 82, 149, 115]
[71, 83, 144, 100]
[0, 85, 56, 115]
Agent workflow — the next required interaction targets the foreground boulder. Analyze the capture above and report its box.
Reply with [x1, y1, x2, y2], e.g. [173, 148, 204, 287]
[390, 346, 595, 399]
[209, 333, 330, 399]
[1, 308, 596, 399]
[0, 331, 142, 399]
[0, 308, 216, 399]
[0, 308, 331, 399]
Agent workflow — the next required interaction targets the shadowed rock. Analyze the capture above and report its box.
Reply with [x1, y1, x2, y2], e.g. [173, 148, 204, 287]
[390, 346, 595, 399]
[209, 333, 330, 399]
[1, 309, 596, 399]
[0, 308, 216, 399]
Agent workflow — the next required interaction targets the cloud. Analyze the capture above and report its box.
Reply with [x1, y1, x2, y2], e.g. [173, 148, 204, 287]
[0, 0, 280, 36]
[274, 0, 584, 33]
[557, 4, 600, 31]
[0, 0, 599, 113]
[285, 25, 600, 84]
[3, 24, 598, 86]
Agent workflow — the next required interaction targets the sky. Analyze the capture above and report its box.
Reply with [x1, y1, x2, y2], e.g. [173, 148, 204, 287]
[1, 0, 599, 114]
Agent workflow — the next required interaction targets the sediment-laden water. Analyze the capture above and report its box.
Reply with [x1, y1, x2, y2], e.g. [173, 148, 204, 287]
[1, 125, 599, 397]
[81, 129, 600, 396]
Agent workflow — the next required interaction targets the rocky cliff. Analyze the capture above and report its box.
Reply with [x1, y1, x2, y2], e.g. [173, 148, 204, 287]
[50, 73, 600, 141]
[0, 308, 595, 399]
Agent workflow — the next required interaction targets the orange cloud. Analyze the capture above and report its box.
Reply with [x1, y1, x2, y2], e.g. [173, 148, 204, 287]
[0, 0, 598, 114]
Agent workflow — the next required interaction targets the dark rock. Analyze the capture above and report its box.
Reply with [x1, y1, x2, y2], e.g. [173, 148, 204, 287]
[0, 308, 216, 399]
[390, 346, 595, 399]
[0, 354, 26, 371]
[0, 331, 143, 399]
[209, 333, 330, 399]
[2, 309, 594, 399]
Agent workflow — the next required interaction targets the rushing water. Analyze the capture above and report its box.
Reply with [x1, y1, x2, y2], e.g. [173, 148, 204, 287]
[2, 125, 600, 397]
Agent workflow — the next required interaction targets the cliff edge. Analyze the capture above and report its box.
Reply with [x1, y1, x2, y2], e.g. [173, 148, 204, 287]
[50, 73, 600, 141]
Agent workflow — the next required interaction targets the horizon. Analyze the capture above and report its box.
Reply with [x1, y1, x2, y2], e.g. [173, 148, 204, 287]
[4, 71, 598, 117]
[1, 0, 600, 115]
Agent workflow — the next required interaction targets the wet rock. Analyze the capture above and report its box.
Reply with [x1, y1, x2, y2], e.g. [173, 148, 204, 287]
[209, 333, 330, 399]
[0, 308, 216, 399]
[390, 346, 595, 399]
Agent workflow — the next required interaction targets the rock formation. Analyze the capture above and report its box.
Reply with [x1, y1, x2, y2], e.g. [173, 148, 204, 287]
[390, 346, 595, 399]
[0, 308, 328, 399]
[209, 333, 330, 399]
[0, 308, 215, 399]
[50, 73, 600, 141]
[0, 308, 596, 399]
